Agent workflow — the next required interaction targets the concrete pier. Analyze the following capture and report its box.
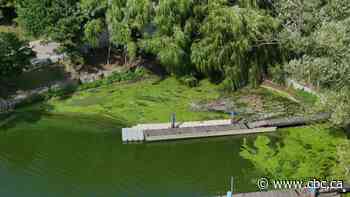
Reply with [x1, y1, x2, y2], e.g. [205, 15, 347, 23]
[121, 119, 277, 142]
[121, 113, 330, 142]
[144, 125, 277, 142]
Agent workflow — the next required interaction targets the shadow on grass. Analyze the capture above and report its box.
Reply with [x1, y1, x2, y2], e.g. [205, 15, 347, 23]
[50, 82, 80, 101]
[343, 124, 350, 138]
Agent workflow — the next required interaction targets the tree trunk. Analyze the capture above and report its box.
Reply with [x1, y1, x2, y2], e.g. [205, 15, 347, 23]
[107, 43, 111, 65]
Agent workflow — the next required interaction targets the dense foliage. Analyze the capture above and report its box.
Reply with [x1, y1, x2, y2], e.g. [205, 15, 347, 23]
[0, 32, 33, 79]
[241, 126, 350, 182]
[106, 0, 282, 90]
[0, 0, 14, 6]
[7, 0, 350, 90]
[238, 0, 350, 184]
[277, 0, 350, 90]
[191, 2, 280, 89]
[13, 0, 280, 86]
[0, 0, 16, 22]
[15, 0, 107, 55]
[2, 0, 349, 124]
[273, 0, 350, 125]
[2, 0, 350, 119]
[2, 0, 350, 186]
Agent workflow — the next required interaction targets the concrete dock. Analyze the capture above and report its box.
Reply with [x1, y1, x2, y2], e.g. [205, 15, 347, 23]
[144, 124, 276, 141]
[122, 119, 277, 142]
[121, 113, 329, 142]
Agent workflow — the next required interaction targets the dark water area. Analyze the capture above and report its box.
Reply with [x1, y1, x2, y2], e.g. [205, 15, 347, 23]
[0, 67, 68, 98]
[0, 113, 266, 197]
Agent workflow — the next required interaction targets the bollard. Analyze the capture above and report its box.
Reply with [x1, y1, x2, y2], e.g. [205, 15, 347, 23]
[230, 112, 237, 124]
[171, 113, 176, 128]
[227, 176, 233, 197]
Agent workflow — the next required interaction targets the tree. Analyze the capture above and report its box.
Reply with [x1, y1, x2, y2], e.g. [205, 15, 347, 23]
[274, 0, 350, 128]
[80, 0, 107, 17]
[284, 18, 350, 90]
[0, 32, 33, 78]
[0, 0, 16, 23]
[80, 0, 108, 48]
[140, 0, 195, 75]
[276, 0, 350, 90]
[106, 0, 152, 63]
[84, 18, 105, 48]
[16, 0, 57, 37]
[319, 88, 350, 126]
[16, 0, 108, 61]
[0, 0, 15, 6]
[191, 1, 281, 90]
[49, 3, 84, 54]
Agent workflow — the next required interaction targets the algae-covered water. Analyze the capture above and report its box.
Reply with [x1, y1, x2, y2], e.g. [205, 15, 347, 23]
[0, 78, 297, 196]
[0, 112, 264, 197]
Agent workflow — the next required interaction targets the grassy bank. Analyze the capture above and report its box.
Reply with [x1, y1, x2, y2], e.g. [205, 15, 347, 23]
[10, 74, 308, 127]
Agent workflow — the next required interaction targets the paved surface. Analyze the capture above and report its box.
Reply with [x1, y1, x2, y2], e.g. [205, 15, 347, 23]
[30, 40, 65, 64]
[144, 123, 248, 137]
[123, 119, 236, 142]
[30, 40, 60, 59]
[134, 119, 233, 130]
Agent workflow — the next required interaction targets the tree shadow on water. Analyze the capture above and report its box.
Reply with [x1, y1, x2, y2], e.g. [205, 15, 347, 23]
[0, 103, 54, 131]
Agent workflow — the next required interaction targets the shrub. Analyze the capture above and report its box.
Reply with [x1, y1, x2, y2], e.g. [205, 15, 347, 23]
[78, 67, 146, 90]
[178, 75, 198, 87]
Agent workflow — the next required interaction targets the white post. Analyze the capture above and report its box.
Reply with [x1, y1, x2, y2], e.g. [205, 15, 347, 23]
[226, 176, 233, 197]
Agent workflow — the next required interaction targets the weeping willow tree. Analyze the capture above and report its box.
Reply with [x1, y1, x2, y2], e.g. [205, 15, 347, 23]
[191, 0, 281, 90]
[81, 0, 108, 47]
[106, 0, 152, 62]
[139, 0, 195, 75]
[237, 0, 274, 9]
[105, 0, 281, 88]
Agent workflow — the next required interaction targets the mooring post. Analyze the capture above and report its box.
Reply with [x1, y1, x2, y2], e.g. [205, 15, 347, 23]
[227, 176, 233, 197]
[171, 113, 176, 128]
[231, 176, 234, 193]
[230, 112, 235, 125]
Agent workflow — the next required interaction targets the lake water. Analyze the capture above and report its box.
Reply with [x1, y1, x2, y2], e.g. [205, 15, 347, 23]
[0, 112, 264, 197]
